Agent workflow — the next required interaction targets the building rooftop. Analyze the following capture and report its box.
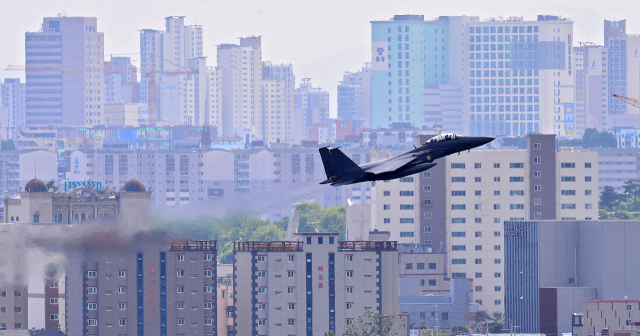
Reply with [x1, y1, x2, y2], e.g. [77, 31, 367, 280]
[584, 300, 640, 303]
[293, 232, 339, 236]
[234, 241, 304, 252]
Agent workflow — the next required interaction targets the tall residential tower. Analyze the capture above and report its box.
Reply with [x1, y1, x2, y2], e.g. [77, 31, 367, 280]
[25, 16, 105, 127]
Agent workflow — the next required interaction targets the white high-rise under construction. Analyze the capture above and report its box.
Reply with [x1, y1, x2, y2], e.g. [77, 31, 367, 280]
[139, 16, 207, 125]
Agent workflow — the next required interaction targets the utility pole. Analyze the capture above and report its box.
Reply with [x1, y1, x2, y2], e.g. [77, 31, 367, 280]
[435, 305, 439, 336]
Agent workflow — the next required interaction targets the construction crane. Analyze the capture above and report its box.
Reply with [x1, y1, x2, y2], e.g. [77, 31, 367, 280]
[6, 53, 197, 126]
[610, 90, 640, 109]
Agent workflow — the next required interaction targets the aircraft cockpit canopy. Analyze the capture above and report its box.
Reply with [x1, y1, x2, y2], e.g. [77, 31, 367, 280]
[425, 133, 464, 144]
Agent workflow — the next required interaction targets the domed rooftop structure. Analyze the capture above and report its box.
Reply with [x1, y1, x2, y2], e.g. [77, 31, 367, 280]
[123, 179, 146, 192]
[25, 178, 48, 192]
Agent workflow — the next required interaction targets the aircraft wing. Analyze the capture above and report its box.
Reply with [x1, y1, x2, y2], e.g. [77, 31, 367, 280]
[364, 156, 417, 175]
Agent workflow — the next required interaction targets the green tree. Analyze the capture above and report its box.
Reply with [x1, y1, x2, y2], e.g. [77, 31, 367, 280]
[583, 128, 617, 148]
[599, 208, 611, 220]
[622, 179, 640, 210]
[582, 128, 598, 146]
[272, 216, 290, 231]
[464, 311, 492, 333]
[45, 179, 59, 192]
[489, 311, 505, 333]
[600, 186, 622, 211]
[295, 203, 346, 240]
[1, 140, 15, 150]
[450, 325, 468, 335]
[343, 311, 400, 336]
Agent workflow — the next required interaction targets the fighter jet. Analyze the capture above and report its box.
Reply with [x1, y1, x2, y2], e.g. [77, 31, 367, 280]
[319, 133, 494, 187]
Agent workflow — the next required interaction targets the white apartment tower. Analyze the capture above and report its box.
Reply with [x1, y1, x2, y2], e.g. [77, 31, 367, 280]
[139, 17, 206, 125]
[25, 16, 104, 127]
[216, 36, 264, 141]
[1, 79, 25, 135]
[262, 63, 294, 144]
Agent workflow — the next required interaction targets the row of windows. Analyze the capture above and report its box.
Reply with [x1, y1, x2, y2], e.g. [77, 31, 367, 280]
[452, 245, 501, 251]
[404, 262, 437, 270]
[453, 258, 502, 265]
[475, 285, 503, 293]
[469, 26, 540, 34]
[449, 175, 592, 183]
[452, 231, 501, 237]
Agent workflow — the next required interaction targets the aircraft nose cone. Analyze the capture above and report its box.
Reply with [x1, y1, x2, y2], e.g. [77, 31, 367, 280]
[480, 136, 495, 145]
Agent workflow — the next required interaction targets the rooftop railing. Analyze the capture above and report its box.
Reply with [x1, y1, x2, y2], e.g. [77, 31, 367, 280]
[338, 241, 397, 251]
[169, 240, 217, 251]
[234, 241, 303, 252]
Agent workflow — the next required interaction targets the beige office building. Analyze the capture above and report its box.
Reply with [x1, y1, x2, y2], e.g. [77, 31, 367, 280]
[421, 134, 598, 313]
[370, 176, 421, 243]
[233, 232, 398, 336]
[365, 134, 599, 313]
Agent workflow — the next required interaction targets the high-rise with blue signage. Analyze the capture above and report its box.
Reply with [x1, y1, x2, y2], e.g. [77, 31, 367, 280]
[371, 15, 576, 137]
[371, 15, 430, 129]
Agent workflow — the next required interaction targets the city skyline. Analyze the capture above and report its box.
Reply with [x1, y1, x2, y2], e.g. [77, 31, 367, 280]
[1, 0, 640, 118]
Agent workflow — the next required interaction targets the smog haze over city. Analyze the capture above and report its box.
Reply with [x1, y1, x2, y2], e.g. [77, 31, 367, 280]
[2, 0, 640, 335]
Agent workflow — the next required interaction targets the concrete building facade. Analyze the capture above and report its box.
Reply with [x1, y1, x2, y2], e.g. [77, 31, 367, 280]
[504, 220, 640, 335]
[411, 134, 598, 313]
[595, 148, 640, 193]
[25, 16, 105, 127]
[65, 240, 217, 336]
[372, 14, 576, 137]
[262, 63, 295, 145]
[232, 233, 398, 336]
[1, 78, 25, 134]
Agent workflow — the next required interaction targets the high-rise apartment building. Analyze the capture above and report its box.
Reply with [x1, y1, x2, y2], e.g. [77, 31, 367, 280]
[216, 37, 264, 140]
[337, 63, 372, 126]
[139, 17, 206, 125]
[402, 134, 598, 313]
[467, 16, 575, 137]
[573, 43, 607, 135]
[371, 15, 430, 129]
[262, 63, 294, 144]
[1, 79, 25, 134]
[372, 15, 576, 137]
[293, 79, 330, 142]
[139, 29, 163, 110]
[65, 240, 217, 336]
[604, 20, 640, 117]
[232, 232, 398, 336]
[370, 176, 421, 243]
[25, 16, 104, 127]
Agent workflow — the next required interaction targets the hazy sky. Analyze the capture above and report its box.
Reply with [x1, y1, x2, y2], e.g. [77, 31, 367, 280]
[2, 0, 639, 116]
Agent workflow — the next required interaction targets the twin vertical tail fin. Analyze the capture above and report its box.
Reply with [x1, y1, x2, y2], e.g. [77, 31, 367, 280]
[318, 147, 364, 185]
